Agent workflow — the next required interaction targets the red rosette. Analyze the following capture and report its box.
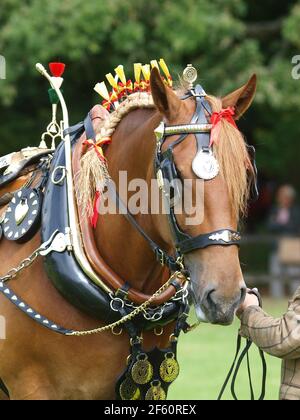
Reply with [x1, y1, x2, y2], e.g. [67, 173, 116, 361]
[49, 62, 66, 78]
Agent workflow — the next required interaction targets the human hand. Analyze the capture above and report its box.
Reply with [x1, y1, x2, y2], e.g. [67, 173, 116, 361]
[237, 289, 260, 318]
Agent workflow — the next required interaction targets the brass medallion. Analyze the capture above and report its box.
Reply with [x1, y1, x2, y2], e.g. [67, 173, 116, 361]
[15, 199, 29, 225]
[192, 150, 220, 181]
[182, 64, 198, 89]
[119, 377, 141, 400]
[145, 381, 166, 400]
[131, 353, 153, 385]
[159, 352, 180, 383]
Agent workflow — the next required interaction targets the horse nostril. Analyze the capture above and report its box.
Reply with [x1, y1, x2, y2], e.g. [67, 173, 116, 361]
[203, 287, 216, 307]
[240, 286, 247, 304]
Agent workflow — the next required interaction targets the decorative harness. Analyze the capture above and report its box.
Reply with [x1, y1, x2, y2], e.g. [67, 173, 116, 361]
[0, 62, 263, 400]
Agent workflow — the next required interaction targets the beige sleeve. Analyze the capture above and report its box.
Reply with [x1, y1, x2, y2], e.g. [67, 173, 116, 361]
[240, 291, 300, 360]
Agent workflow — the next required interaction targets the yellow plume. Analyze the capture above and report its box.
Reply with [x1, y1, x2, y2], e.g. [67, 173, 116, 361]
[151, 60, 159, 70]
[142, 64, 151, 82]
[106, 73, 118, 90]
[134, 63, 142, 83]
[94, 82, 110, 101]
[159, 59, 172, 87]
[114, 65, 127, 85]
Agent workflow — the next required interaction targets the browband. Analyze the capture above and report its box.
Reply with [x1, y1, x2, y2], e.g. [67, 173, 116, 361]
[164, 124, 212, 136]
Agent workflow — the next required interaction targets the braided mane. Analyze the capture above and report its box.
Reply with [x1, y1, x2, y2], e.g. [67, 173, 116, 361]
[77, 92, 156, 216]
[96, 92, 155, 141]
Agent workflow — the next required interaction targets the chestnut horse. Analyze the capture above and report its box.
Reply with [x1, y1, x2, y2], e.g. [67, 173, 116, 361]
[0, 69, 257, 400]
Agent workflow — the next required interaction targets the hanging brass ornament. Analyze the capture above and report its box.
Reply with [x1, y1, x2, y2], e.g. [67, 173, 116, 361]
[192, 149, 220, 180]
[159, 352, 180, 383]
[15, 199, 29, 226]
[131, 353, 154, 385]
[145, 381, 166, 400]
[119, 376, 141, 400]
[182, 64, 198, 90]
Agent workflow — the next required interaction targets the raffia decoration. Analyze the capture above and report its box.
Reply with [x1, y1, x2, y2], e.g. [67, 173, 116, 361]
[77, 92, 155, 216]
[77, 148, 110, 217]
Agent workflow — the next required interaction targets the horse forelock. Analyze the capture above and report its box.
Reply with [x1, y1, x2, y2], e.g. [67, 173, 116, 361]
[206, 95, 255, 218]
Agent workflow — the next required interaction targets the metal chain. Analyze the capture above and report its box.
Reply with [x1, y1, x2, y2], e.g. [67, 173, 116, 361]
[68, 271, 187, 337]
[0, 233, 188, 337]
[124, 283, 189, 323]
[1, 249, 41, 283]
[0, 230, 59, 283]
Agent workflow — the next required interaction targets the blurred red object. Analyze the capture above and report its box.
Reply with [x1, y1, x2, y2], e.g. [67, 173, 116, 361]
[49, 62, 66, 78]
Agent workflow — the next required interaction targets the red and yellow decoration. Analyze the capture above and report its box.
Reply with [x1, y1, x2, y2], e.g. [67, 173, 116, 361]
[82, 136, 112, 228]
[82, 137, 112, 162]
[87, 59, 173, 227]
[94, 59, 173, 111]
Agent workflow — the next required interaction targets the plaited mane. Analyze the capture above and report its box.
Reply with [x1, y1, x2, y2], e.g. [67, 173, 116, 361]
[77, 92, 156, 217]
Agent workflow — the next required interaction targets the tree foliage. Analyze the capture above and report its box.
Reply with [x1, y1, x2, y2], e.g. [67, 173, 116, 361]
[0, 0, 299, 187]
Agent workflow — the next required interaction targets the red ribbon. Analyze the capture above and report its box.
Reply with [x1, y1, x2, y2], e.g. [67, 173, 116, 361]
[82, 138, 111, 162]
[210, 107, 237, 146]
[114, 80, 134, 100]
[91, 191, 101, 228]
[102, 91, 119, 110]
[83, 137, 112, 228]
[139, 80, 150, 92]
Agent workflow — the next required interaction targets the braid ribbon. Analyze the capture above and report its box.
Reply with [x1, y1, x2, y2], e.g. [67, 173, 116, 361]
[91, 191, 101, 228]
[210, 107, 237, 146]
[82, 137, 112, 228]
[82, 137, 111, 162]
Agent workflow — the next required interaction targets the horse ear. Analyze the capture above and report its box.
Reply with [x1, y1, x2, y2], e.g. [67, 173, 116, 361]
[150, 68, 181, 121]
[222, 74, 257, 120]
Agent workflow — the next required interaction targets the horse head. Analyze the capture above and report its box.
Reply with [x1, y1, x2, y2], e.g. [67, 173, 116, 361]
[150, 68, 257, 325]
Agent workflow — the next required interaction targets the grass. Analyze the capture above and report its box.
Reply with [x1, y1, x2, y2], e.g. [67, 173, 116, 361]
[169, 299, 287, 400]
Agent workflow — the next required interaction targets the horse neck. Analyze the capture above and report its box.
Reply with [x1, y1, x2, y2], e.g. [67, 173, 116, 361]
[95, 108, 171, 294]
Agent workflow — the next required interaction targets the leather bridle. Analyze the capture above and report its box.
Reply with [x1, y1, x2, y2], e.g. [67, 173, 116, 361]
[113, 84, 249, 274]
[154, 84, 242, 261]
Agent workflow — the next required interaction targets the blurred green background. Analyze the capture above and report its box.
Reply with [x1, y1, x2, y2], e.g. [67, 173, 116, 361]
[0, 0, 300, 191]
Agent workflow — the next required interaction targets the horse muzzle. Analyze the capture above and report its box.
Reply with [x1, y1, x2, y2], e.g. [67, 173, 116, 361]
[198, 285, 246, 325]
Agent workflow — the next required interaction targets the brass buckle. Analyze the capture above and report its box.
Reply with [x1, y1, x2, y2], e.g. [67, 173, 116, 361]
[156, 249, 166, 266]
[176, 256, 185, 271]
[130, 336, 143, 346]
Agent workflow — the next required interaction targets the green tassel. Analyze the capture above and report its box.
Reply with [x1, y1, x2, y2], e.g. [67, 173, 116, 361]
[48, 88, 62, 105]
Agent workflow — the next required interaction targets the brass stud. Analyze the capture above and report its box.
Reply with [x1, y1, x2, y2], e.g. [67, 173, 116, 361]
[154, 326, 164, 336]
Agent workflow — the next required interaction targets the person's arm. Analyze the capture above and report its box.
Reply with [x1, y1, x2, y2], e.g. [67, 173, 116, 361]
[238, 290, 300, 360]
